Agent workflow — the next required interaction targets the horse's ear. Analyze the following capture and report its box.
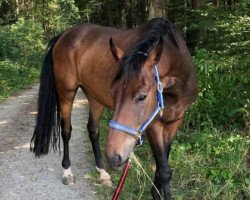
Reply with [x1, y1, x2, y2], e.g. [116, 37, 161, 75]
[147, 36, 163, 63]
[109, 38, 124, 62]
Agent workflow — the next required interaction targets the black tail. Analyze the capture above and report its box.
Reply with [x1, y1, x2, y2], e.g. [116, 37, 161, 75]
[30, 34, 62, 157]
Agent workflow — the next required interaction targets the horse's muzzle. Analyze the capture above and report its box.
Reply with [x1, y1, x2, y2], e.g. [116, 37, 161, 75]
[106, 152, 129, 170]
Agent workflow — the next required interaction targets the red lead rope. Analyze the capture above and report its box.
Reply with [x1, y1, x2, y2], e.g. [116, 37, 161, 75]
[112, 160, 131, 200]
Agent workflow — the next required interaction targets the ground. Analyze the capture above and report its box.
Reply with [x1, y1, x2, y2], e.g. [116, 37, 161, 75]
[0, 85, 97, 200]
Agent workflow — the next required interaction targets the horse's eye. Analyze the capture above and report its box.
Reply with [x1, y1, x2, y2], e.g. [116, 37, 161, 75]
[136, 95, 147, 102]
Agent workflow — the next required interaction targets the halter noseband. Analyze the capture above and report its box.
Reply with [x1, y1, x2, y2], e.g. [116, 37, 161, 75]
[109, 64, 164, 145]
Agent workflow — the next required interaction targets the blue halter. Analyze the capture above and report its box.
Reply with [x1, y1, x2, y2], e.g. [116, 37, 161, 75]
[109, 64, 164, 145]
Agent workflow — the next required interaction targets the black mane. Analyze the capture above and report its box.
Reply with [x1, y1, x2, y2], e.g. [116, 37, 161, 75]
[114, 18, 179, 84]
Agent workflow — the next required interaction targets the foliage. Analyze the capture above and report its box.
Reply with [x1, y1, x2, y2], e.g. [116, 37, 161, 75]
[0, 17, 43, 100]
[0, 18, 45, 67]
[170, 129, 249, 199]
[75, 0, 148, 27]
[0, 60, 39, 101]
[184, 48, 249, 129]
[39, 0, 81, 36]
[0, 0, 16, 25]
[0, 0, 81, 37]
[168, 2, 250, 130]
[0, 0, 81, 100]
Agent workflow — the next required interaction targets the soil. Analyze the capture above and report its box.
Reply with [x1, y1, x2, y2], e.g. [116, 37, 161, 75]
[0, 85, 97, 200]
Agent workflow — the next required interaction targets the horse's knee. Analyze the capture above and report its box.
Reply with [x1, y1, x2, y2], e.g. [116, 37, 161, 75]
[61, 131, 72, 141]
[87, 121, 98, 135]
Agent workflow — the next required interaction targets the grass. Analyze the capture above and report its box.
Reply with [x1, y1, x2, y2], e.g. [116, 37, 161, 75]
[0, 60, 39, 101]
[88, 109, 250, 200]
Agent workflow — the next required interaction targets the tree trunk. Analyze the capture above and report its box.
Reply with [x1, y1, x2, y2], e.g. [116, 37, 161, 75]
[192, 0, 200, 8]
[186, 0, 206, 53]
[125, 0, 134, 28]
[213, 0, 220, 7]
[31, 0, 34, 20]
[15, 0, 19, 20]
[227, 0, 234, 8]
[148, 0, 166, 20]
[224, 0, 227, 7]
[137, 0, 147, 25]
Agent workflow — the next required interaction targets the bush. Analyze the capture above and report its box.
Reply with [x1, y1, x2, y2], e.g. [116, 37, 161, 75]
[40, 0, 80, 36]
[180, 4, 250, 130]
[0, 60, 39, 100]
[183, 48, 249, 130]
[0, 18, 45, 67]
[170, 129, 250, 199]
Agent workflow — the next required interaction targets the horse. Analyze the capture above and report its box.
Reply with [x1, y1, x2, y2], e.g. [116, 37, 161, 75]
[30, 18, 197, 199]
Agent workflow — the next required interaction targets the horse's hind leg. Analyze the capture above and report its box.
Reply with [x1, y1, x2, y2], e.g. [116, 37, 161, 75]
[86, 95, 112, 186]
[58, 89, 77, 185]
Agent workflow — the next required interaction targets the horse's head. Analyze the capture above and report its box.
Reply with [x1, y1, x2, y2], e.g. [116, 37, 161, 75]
[106, 37, 163, 170]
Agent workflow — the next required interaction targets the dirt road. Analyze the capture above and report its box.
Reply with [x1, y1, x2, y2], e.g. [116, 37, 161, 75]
[0, 85, 97, 200]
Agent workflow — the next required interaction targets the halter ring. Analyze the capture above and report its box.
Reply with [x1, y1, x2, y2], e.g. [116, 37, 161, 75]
[157, 82, 163, 92]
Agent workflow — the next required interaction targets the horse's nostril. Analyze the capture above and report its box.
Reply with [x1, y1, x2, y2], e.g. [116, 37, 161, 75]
[112, 154, 122, 166]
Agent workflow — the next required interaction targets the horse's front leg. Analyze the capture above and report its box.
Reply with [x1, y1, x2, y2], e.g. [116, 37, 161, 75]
[86, 95, 112, 186]
[147, 118, 183, 200]
[147, 122, 171, 200]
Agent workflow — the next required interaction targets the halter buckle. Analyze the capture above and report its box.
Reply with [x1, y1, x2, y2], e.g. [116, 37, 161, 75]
[160, 109, 164, 117]
[134, 130, 143, 145]
[135, 130, 143, 144]
[134, 130, 141, 139]
[136, 135, 143, 146]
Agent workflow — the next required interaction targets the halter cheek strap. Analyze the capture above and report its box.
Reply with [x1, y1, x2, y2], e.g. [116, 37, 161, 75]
[109, 65, 164, 145]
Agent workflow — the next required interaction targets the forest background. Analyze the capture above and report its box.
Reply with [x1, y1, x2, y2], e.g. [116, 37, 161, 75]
[0, 0, 249, 199]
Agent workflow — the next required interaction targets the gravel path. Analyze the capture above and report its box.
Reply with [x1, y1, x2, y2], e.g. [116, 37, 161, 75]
[0, 85, 97, 200]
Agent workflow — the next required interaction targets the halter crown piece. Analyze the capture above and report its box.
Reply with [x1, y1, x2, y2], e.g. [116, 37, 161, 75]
[109, 58, 165, 145]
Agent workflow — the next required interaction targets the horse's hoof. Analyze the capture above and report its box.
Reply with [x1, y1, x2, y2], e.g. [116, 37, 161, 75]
[100, 178, 112, 187]
[96, 167, 112, 187]
[62, 175, 75, 185]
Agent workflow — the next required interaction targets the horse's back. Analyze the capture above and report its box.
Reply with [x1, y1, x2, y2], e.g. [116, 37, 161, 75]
[52, 24, 105, 83]
[51, 19, 196, 109]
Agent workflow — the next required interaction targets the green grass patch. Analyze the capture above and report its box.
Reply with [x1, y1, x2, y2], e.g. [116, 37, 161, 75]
[0, 60, 39, 101]
[89, 110, 250, 200]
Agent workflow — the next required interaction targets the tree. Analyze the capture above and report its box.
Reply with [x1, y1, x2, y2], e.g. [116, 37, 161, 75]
[186, 0, 205, 52]
[213, 0, 220, 7]
[148, 0, 166, 20]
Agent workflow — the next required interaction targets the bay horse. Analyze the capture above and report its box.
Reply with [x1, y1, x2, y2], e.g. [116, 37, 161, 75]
[31, 18, 197, 199]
